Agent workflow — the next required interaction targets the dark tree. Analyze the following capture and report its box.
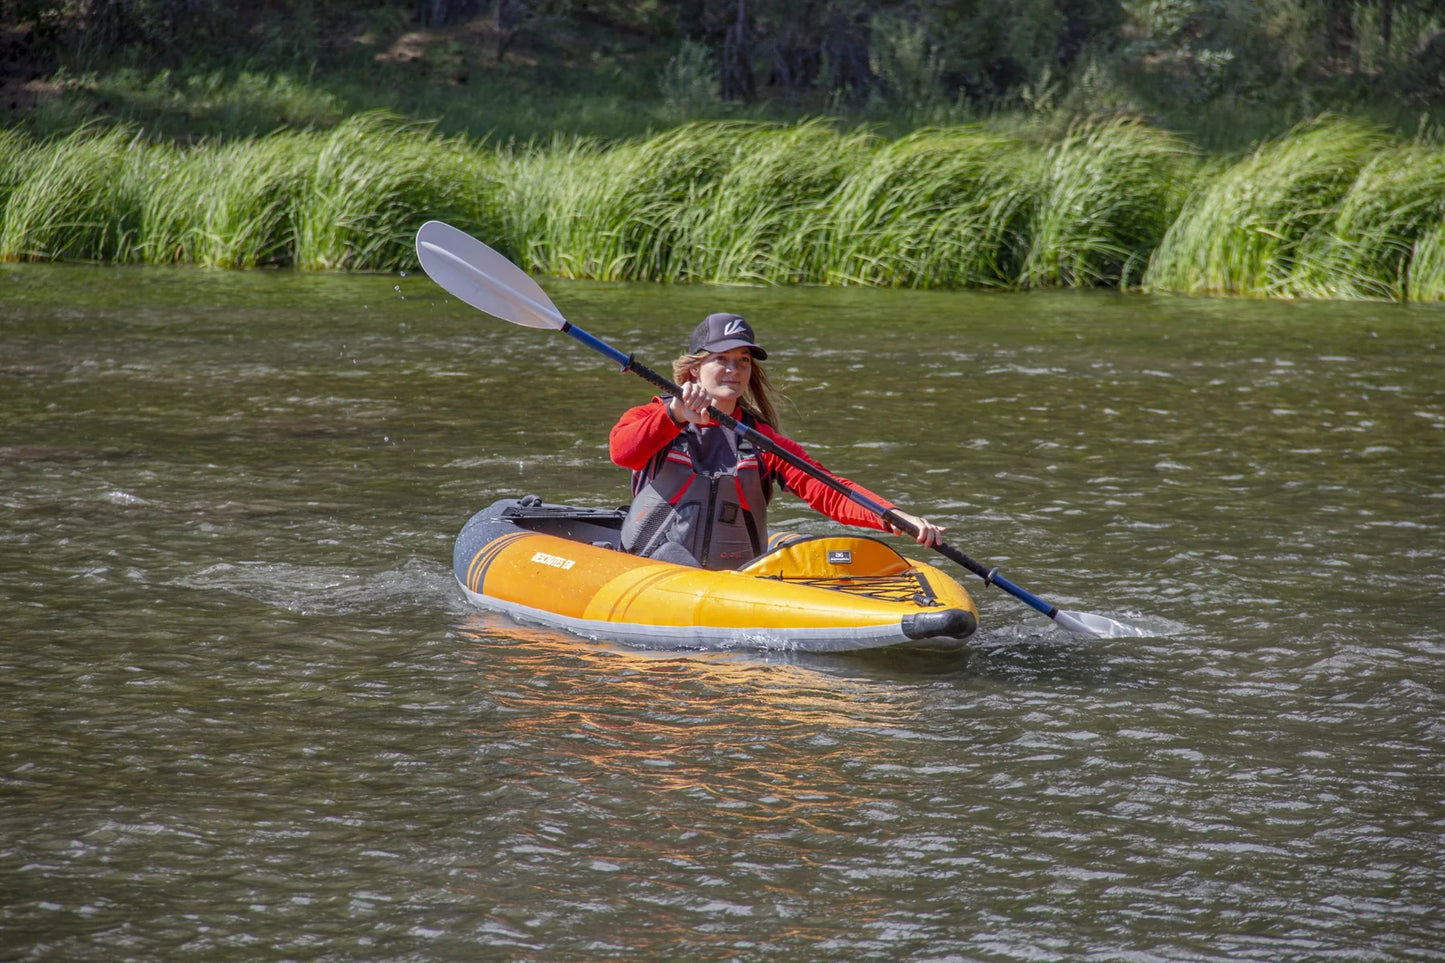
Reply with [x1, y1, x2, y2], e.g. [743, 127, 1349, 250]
[1325, 0, 1357, 64]
[417, 0, 488, 28]
[721, 0, 756, 101]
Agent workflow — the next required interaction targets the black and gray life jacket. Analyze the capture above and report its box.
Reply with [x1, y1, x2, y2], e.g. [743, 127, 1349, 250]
[621, 416, 775, 570]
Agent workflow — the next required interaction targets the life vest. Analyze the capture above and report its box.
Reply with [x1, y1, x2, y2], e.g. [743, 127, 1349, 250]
[621, 415, 774, 570]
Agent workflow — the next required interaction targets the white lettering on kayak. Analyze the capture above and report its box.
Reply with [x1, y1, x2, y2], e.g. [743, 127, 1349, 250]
[531, 551, 576, 571]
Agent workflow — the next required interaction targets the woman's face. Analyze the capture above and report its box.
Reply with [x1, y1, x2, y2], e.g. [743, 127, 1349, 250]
[693, 347, 753, 411]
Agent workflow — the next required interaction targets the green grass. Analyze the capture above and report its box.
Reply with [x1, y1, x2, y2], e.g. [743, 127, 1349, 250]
[136, 130, 319, 268]
[804, 126, 1032, 288]
[1021, 117, 1196, 289]
[3, 113, 1445, 300]
[0, 124, 146, 262]
[493, 117, 1197, 290]
[1144, 117, 1390, 297]
[0, 113, 495, 269]
[294, 112, 493, 270]
[1291, 141, 1445, 300]
[1406, 226, 1445, 302]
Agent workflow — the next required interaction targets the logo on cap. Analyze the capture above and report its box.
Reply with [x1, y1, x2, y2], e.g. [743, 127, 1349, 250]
[722, 318, 746, 337]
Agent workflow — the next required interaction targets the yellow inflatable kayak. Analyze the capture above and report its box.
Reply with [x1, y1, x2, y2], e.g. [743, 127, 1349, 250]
[453, 496, 978, 652]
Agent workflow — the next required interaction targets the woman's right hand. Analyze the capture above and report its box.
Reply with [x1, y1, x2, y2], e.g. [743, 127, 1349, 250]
[668, 383, 714, 425]
[887, 510, 946, 547]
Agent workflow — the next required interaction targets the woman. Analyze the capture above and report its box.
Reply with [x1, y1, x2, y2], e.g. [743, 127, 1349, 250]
[609, 312, 945, 570]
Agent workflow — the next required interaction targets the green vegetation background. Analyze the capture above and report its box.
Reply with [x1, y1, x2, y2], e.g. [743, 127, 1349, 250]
[4, 1, 1445, 299]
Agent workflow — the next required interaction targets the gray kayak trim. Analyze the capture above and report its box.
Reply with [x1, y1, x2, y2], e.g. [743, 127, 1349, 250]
[456, 580, 970, 654]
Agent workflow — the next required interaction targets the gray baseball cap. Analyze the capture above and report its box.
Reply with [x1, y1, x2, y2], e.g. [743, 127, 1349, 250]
[689, 313, 768, 359]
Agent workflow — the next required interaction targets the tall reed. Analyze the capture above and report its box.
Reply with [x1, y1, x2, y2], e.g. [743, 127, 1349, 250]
[0, 113, 500, 270]
[1144, 117, 1388, 297]
[136, 132, 327, 268]
[0, 128, 38, 217]
[495, 121, 830, 283]
[804, 126, 1033, 288]
[1290, 142, 1445, 300]
[1406, 227, 1445, 302]
[493, 128, 704, 281]
[294, 112, 494, 271]
[109, 130, 317, 267]
[671, 120, 866, 284]
[189, 134, 313, 268]
[0, 125, 148, 262]
[1021, 117, 1195, 288]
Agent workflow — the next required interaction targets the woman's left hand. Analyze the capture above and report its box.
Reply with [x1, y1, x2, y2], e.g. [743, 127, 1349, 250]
[888, 510, 946, 548]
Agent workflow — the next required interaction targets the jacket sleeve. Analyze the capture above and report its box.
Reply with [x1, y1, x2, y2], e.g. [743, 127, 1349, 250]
[756, 424, 895, 531]
[609, 398, 683, 470]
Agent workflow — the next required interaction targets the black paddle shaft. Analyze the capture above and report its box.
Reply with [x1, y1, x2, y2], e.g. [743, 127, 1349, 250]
[615, 349, 1010, 592]
[562, 322, 1067, 621]
[417, 220, 1109, 631]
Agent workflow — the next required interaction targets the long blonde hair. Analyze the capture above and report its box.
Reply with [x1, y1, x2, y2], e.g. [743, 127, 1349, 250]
[673, 351, 781, 429]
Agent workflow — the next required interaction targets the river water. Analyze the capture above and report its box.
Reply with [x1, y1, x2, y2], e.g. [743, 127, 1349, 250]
[2, 263, 1441, 961]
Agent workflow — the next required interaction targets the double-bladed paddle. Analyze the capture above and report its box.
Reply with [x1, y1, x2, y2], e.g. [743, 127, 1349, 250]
[415, 219, 1145, 638]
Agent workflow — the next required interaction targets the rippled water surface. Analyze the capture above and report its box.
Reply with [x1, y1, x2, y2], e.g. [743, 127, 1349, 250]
[3, 263, 1442, 960]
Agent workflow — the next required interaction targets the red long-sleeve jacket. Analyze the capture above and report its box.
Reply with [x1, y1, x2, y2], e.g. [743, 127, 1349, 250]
[609, 398, 896, 532]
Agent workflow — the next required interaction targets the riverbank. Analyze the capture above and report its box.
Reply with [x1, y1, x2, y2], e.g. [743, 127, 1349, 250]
[3, 112, 1443, 301]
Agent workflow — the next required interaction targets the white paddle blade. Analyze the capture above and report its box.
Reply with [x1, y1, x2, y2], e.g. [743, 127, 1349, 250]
[1054, 609, 1150, 637]
[415, 220, 566, 330]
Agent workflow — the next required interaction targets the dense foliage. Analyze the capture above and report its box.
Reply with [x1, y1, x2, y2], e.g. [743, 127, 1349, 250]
[4, 1, 1444, 147]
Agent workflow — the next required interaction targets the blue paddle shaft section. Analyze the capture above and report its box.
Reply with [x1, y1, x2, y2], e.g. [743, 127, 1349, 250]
[987, 573, 1057, 617]
[561, 322, 632, 369]
[933, 541, 1057, 618]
